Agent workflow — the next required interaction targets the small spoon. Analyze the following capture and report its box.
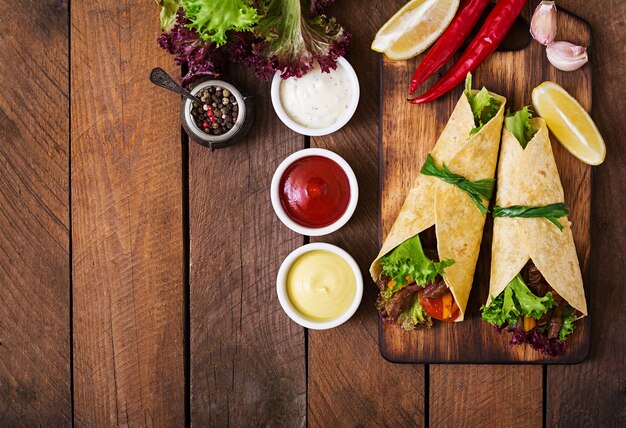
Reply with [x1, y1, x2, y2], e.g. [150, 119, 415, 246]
[149, 67, 204, 106]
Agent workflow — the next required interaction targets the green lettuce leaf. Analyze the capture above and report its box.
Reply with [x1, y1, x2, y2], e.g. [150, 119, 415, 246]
[183, 0, 260, 46]
[464, 73, 501, 136]
[509, 275, 556, 319]
[398, 293, 432, 330]
[379, 234, 454, 292]
[504, 106, 537, 149]
[481, 283, 521, 327]
[559, 306, 577, 340]
[157, 0, 182, 32]
[481, 274, 556, 326]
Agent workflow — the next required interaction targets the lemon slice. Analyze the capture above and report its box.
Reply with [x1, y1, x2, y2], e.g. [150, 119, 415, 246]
[532, 81, 606, 165]
[371, 0, 459, 60]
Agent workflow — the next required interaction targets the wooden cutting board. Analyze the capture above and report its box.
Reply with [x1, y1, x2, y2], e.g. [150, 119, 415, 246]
[379, 5, 592, 364]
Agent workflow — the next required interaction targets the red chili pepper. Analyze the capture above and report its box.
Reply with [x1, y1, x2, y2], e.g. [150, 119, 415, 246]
[409, 0, 489, 96]
[409, 0, 527, 104]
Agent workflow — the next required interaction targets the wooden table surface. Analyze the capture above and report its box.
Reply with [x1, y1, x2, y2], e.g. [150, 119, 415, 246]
[1, 0, 624, 426]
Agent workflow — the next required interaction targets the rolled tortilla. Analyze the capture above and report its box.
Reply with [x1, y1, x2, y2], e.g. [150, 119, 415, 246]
[488, 118, 587, 316]
[370, 90, 506, 321]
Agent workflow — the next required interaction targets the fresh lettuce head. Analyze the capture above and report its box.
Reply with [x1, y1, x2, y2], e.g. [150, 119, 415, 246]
[249, 0, 351, 79]
[157, 0, 351, 85]
[505, 106, 538, 149]
[464, 73, 501, 136]
[481, 274, 556, 326]
[379, 234, 454, 292]
[182, 0, 260, 46]
[398, 293, 432, 330]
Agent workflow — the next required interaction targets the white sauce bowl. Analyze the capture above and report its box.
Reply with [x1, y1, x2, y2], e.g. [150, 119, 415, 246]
[276, 243, 363, 330]
[270, 57, 360, 136]
[270, 148, 358, 236]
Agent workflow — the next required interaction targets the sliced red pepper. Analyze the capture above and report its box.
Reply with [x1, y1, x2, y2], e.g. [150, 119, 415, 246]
[418, 290, 460, 322]
[409, 0, 527, 104]
[409, 0, 489, 95]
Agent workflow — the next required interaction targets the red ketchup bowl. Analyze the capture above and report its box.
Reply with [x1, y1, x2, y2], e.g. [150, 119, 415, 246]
[271, 148, 358, 236]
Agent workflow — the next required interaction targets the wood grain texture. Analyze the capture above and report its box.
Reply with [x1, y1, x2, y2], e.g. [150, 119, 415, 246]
[188, 70, 306, 426]
[0, 0, 71, 424]
[546, 1, 626, 426]
[308, 0, 425, 426]
[380, 5, 591, 365]
[430, 364, 542, 427]
[71, 1, 185, 425]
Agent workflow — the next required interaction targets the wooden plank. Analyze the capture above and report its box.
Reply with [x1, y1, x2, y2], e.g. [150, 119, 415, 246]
[188, 71, 306, 424]
[430, 365, 542, 427]
[0, 0, 71, 424]
[547, 1, 626, 425]
[309, 0, 425, 425]
[71, 1, 185, 425]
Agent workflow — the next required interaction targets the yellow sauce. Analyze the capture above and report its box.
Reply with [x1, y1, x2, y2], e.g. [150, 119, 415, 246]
[286, 250, 356, 321]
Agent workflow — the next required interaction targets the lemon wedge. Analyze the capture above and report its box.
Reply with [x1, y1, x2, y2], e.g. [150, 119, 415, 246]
[532, 81, 606, 165]
[371, 0, 459, 61]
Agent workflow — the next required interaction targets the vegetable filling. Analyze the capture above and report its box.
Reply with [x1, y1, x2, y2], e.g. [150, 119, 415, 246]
[376, 228, 458, 330]
[481, 261, 579, 356]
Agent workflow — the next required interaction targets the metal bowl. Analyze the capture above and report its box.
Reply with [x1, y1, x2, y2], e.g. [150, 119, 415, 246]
[181, 79, 253, 149]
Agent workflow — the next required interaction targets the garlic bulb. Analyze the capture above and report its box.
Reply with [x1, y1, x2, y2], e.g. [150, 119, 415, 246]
[530, 1, 558, 46]
[546, 41, 589, 71]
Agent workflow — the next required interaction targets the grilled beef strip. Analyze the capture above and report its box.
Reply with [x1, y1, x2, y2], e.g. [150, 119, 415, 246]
[423, 276, 448, 299]
[548, 305, 564, 339]
[524, 262, 550, 297]
[378, 285, 422, 323]
[376, 274, 390, 292]
[522, 261, 570, 339]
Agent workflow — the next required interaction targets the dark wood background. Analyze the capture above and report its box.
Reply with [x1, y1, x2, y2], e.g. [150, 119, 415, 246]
[0, 0, 623, 426]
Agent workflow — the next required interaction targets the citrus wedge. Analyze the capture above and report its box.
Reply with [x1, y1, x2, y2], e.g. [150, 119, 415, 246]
[532, 81, 606, 165]
[371, 0, 459, 61]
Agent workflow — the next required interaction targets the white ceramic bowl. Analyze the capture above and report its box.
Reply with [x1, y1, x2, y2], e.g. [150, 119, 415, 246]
[276, 243, 363, 330]
[270, 57, 360, 136]
[270, 148, 358, 236]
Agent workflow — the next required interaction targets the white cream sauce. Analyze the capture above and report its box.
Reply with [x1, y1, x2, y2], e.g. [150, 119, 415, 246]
[279, 62, 353, 129]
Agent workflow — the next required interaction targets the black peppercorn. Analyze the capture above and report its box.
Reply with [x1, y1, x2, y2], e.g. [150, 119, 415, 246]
[189, 84, 244, 139]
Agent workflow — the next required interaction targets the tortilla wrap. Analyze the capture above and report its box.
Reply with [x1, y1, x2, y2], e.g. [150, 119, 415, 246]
[370, 91, 506, 321]
[488, 118, 587, 316]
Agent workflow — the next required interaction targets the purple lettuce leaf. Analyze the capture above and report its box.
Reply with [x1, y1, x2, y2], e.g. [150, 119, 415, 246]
[309, 0, 337, 17]
[503, 325, 566, 357]
[157, 9, 226, 87]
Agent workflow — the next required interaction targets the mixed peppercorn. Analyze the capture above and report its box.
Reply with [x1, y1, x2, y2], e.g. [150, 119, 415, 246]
[191, 86, 238, 136]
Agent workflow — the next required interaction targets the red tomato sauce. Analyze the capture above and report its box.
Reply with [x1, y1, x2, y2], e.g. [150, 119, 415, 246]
[279, 156, 350, 228]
